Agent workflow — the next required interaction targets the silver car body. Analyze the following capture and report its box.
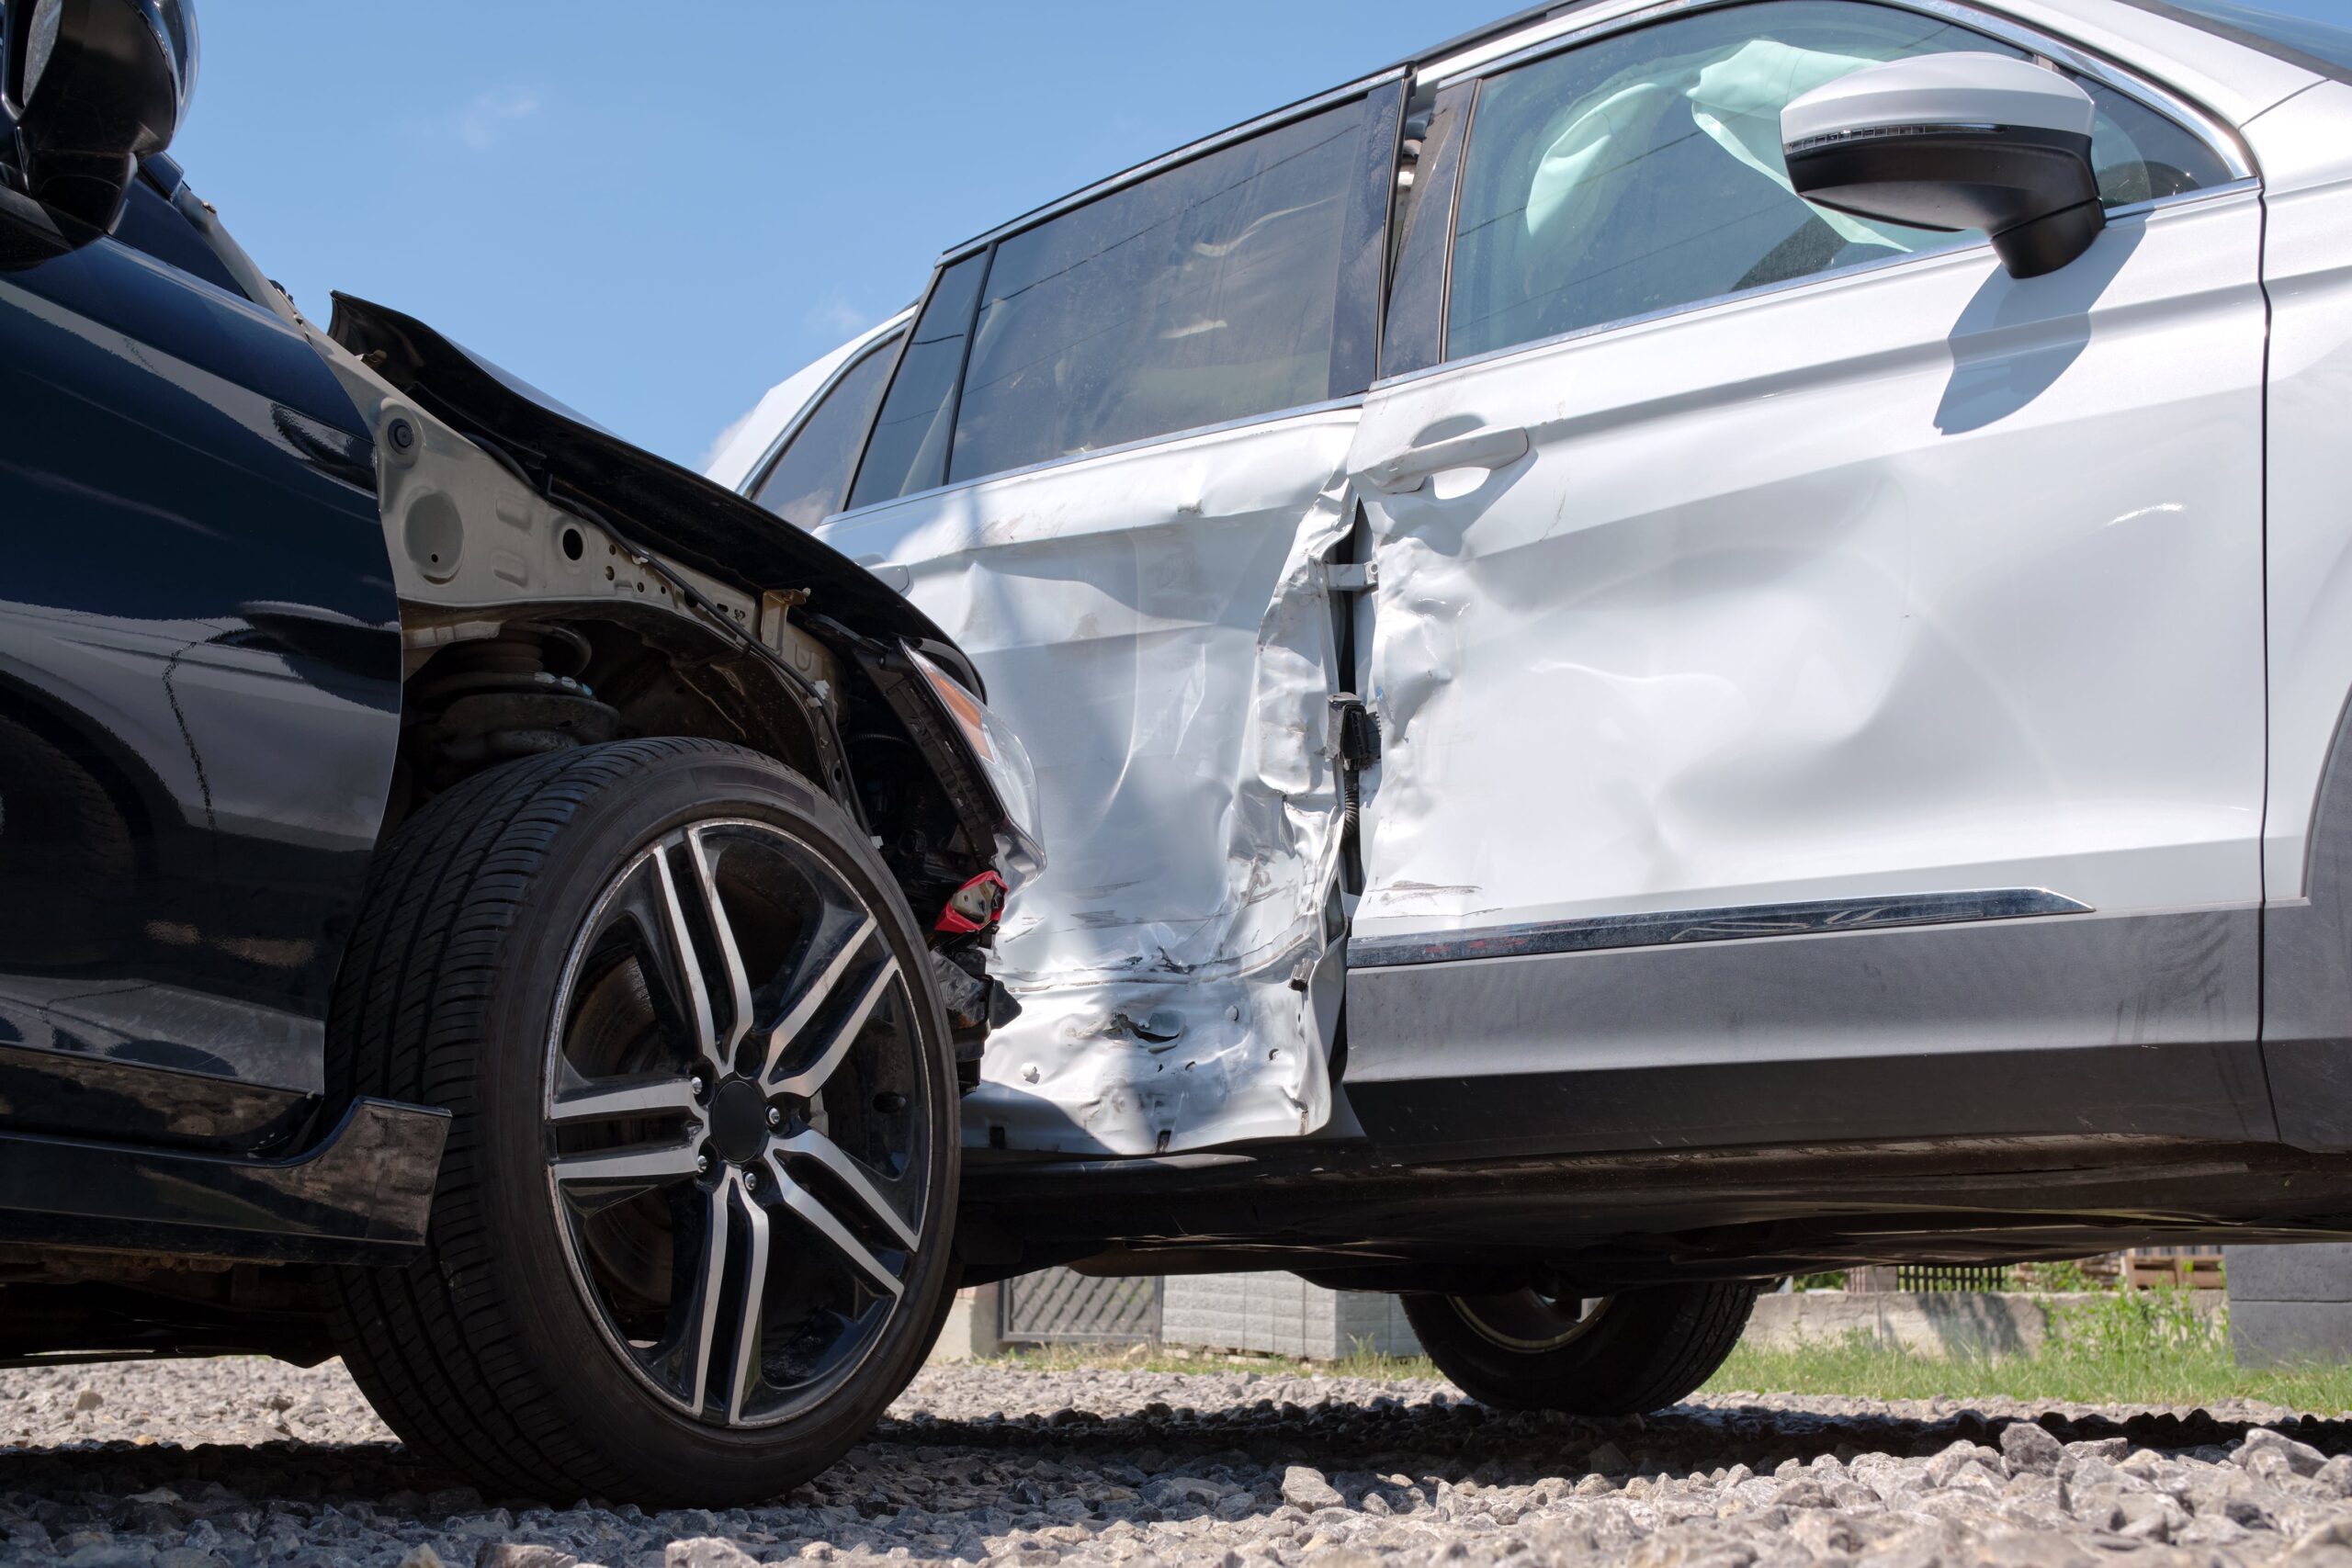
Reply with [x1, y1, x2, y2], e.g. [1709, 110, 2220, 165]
[716, 0, 2352, 1166]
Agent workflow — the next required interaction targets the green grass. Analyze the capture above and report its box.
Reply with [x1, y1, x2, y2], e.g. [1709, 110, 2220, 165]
[988, 1292, 2352, 1414]
[1703, 1289, 2352, 1413]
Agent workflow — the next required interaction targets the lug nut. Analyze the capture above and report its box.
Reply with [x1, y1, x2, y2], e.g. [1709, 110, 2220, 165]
[743, 1167, 761, 1191]
[695, 1153, 711, 1176]
[767, 1106, 783, 1130]
[689, 1075, 707, 1099]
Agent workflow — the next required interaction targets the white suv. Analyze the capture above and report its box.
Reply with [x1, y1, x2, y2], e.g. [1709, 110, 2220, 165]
[721, 0, 2352, 1413]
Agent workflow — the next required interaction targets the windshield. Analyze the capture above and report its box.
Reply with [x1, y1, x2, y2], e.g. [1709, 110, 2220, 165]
[2137, 0, 2352, 76]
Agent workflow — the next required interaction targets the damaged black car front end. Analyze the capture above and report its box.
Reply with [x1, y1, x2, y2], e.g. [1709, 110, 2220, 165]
[0, 0, 1039, 1502]
[325, 294, 1044, 1051]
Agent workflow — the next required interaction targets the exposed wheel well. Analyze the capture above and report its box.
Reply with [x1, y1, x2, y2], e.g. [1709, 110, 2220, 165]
[389, 605, 983, 939]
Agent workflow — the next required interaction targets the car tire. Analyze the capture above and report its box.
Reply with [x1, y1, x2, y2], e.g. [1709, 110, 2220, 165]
[1401, 1280, 1758, 1416]
[326, 737, 957, 1505]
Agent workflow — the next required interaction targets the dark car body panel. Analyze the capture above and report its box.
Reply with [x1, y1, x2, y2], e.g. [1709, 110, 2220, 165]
[0, 165, 1010, 1283]
[0, 197, 401, 1156]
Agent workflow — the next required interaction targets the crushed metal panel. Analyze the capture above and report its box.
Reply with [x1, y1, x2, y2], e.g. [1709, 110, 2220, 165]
[817, 412, 1358, 1155]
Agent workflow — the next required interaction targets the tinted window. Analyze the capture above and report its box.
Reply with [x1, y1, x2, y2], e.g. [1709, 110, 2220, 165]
[1443, 1, 2227, 364]
[948, 97, 1367, 483]
[752, 333, 900, 528]
[848, 254, 986, 509]
[2086, 86, 2232, 206]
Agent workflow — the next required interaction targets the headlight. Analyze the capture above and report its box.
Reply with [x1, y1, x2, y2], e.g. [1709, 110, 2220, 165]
[905, 645, 1046, 890]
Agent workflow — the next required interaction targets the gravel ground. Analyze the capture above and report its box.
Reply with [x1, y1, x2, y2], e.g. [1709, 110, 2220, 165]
[5, 1359, 2352, 1567]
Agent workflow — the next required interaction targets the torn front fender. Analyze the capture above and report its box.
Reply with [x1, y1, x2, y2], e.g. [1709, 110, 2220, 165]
[324, 293, 979, 692]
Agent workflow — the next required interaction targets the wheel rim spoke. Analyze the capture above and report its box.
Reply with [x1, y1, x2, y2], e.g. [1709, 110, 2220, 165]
[549, 1139, 703, 1200]
[763, 1151, 904, 1298]
[686, 1174, 732, 1412]
[775, 1128, 918, 1249]
[759, 910, 879, 1084]
[727, 1180, 773, 1423]
[649, 848, 727, 1080]
[766, 952, 899, 1099]
[548, 1073, 700, 1125]
[686, 827, 758, 1071]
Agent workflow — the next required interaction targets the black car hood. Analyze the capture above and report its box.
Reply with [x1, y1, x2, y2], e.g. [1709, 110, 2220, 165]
[328, 293, 959, 662]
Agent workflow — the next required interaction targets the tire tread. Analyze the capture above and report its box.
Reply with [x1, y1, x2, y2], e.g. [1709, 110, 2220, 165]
[328, 739, 770, 1498]
[1403, 1280, 1759, 1417]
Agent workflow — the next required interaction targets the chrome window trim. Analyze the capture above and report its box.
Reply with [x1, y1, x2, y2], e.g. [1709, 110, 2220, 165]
[820, 395, 1369, 527]
[939, 67, 1409, 265]
[738, 325, 910, 505]
[1416, 0, 2254, 179]
[1370, 175, 2256, 394]
[1347, 887, 2095, 968]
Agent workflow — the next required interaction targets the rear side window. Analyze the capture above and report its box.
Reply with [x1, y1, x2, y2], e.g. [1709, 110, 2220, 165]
[752, 333, 901, 528]
[948, 97, 1367, 483]
[848, 254, 987, 509]
[1440, 0, 2230, 366]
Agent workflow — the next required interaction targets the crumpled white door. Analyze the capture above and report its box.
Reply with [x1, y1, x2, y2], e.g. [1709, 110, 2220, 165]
[817, 409, 1358, 1155]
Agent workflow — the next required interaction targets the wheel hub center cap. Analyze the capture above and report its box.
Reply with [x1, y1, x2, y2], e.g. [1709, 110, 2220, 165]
[707, 1077, 771, 1166]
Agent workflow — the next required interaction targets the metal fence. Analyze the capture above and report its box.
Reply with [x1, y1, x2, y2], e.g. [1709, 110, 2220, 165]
[999, 1268, 1163, 1345]
[1853, 1248, 2227, 1293]
[1895, 1265, 2015, 1292]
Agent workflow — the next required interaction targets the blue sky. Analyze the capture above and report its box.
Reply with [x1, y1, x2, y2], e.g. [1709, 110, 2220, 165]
[168, 0, 2347, 471]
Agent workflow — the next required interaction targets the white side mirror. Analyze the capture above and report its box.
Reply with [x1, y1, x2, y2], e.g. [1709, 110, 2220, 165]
[1781, 52, 2104, 278]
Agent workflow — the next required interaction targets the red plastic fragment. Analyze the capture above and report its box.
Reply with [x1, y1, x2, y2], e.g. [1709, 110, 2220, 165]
[934, 870, 1007, 934]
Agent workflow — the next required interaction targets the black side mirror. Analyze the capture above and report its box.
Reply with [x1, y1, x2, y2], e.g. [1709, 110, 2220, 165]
[1781, 53, 2105, 280]
[5, 0, 198, 232]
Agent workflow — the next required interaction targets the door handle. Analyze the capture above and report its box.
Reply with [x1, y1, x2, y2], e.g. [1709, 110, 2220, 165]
[1361, 425, 1531, 494]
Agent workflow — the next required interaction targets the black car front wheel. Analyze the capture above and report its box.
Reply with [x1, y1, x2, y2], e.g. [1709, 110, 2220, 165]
[1401, 1280, 1758, 1416]
[328, 738, 956, 1504]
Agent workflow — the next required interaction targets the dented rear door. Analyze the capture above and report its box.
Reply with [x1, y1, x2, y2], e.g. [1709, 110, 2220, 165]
[816, 82, 1404, 1155]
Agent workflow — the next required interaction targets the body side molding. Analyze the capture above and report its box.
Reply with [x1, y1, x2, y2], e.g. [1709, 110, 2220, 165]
[1347, 887, 2092, 969]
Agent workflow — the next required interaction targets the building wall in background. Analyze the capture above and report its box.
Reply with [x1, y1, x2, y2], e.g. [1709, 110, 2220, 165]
[2226, 1244, 2352, 1367]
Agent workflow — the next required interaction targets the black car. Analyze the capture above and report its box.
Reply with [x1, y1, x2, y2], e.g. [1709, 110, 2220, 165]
[0, 0, 1040, 1504]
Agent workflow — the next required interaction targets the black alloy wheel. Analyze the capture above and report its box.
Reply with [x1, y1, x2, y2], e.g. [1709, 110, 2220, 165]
[1403, 1280, 1758, 1416]
[1444, 1290, 1615, 1353]
[329, 739, 956, 1504]
[546, 815, 931, 1427]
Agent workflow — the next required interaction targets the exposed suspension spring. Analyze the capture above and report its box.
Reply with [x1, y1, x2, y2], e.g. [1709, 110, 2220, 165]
[411, 625, 619, 784]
